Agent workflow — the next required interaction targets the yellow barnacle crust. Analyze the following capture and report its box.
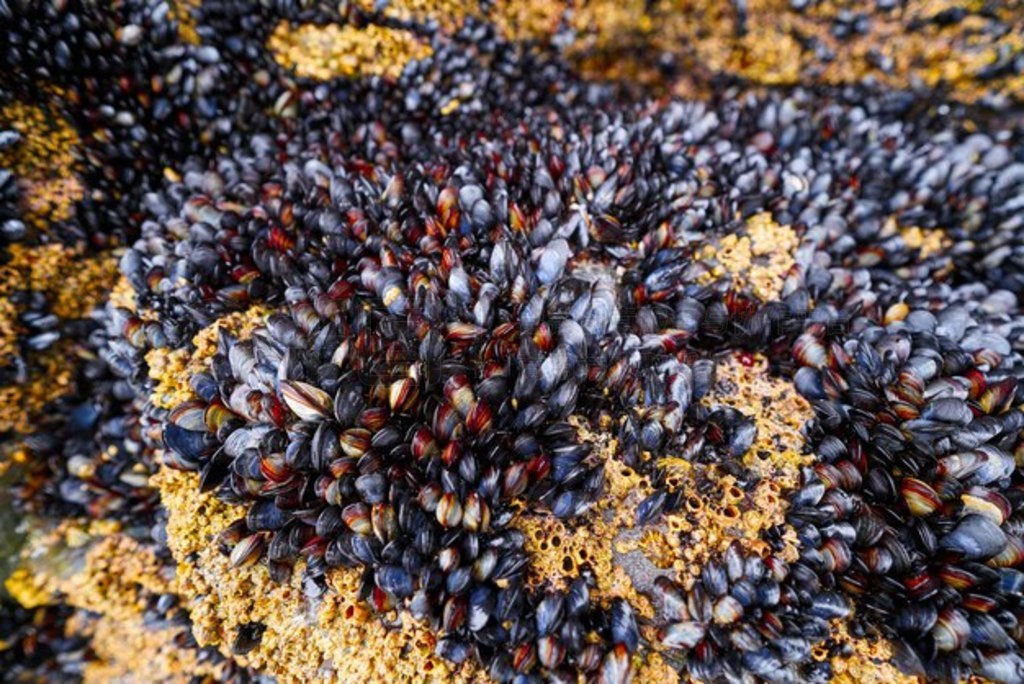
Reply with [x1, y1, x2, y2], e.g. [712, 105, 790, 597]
[566, 0, 1024, 104]
[169, 0, 201, 45]
[698, 212, 799, 302]
[147, 347, 192, 409]
[2, 244, 121, 320]
[0, 344, 76, 433]
[708, 352, 812, 481]
[0, 246, 118, 432]
[155, 466, 489, 684]
[0, 297, 18, 365]
[490, 0, 567, 42]
[147, 305, 273, 409]
[108, 274, 140, 313]
[352, 0, 478, 32]
[5, 520, 233, 682]
[514, 419, 656, 605]
[516, 352, 812, 605]
[0, 246, 118, 322]
[267, 23, 434, 81]
[820, 620, 918, 684]
[0, 97, 84, 229]
[81, 610, 230, 684]
[898, 224, 950, 260]
[651, 352, 811, 585]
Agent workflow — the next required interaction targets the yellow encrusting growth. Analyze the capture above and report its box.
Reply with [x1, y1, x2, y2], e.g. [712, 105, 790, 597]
[4, 519, 143, 609]
[491, 0, 567, 42]
[0, 97, 84, 228]
[699, 212, 799, 301]
[514, 353, 813, 668]
[109, 274, 139, 313]
[568, 0, 682, 92]
[708, 352, 812, 480]
[898, 224, 949, 260]
[0, 344, 76, 433]
[146, 348, 192, 410]
[5, 520, 235, 683]
[352, 0, 477, 32]
[821, 620, 917, 684]
[518, 353, 812, 594]
[566, 0, 1024, 104]
[155, 467, 489, 683]
[268, 23, 433, 81]
[147, 305, 273, 409]
[2, 244, 120, 320]
[5, 567, 54, 610]
[81, 612, 231, 684]
[0, 245, 118, 431]
[514, 418, 656, 608]
[50, 534, 174, 616]
[169, 0, 201, 45]
[646, 353, 811, 584]
[0, 298, 18, 364]
[0, 245, 118, 319]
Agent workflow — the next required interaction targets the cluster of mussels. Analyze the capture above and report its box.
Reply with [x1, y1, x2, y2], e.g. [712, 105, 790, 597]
[132, 68, 1024, 684]
[0, 0, 276, 679]
[0, 600, 89, 681]
[3, 0, 1024, 682]
[789, 291, 1024, 682]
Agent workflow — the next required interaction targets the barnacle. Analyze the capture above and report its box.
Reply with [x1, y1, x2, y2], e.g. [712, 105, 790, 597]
[268, 23, 433, 81]
[146, 305, 272, 409]
[156, 467, 487, 683]
[5, 245, 119, 320]
[822, 620, 917, 684]
[5, 522, 244, 682]
[169, 0, 201, 45]
[0, 97, 83, 229]
[655, 353, 811, 572]
[0, 345, 75, 433]
[567, 0, 1024, 103]
[0, 245, 117, 431]
[352, 0, 479, 32]
[0, 298, 18, 366]
[108, 275, 140, 313]
[899, 224, 950, 260]
[490, 0, 567, 42]
[514, 420, 656, 601]
[698, 214, 800, 303]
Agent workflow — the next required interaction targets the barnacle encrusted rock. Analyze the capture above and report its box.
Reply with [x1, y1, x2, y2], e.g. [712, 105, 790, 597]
[80, 611, 227, 684]
[169, 0, 201, 45]
[2, 245, 119, 320]
[155, 467, 487, 684]
[352, 0, 478, 32]
[697, 213, 800, 302]
[823, 620, 917, 684]
[566, 0, 1024, 103]
[0, 97, 83, 229]
[514, 352, 811, 627]
[268, 23, 433, 81]
[514, 418, 657, 600]
[490, 0, 567, 42]
[0, 245, 118, 432]
[649, 353, 810, 577]
[0, 346, 76, 433]
[146, 305, 272, 410]
[4, 521, 238, 683]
